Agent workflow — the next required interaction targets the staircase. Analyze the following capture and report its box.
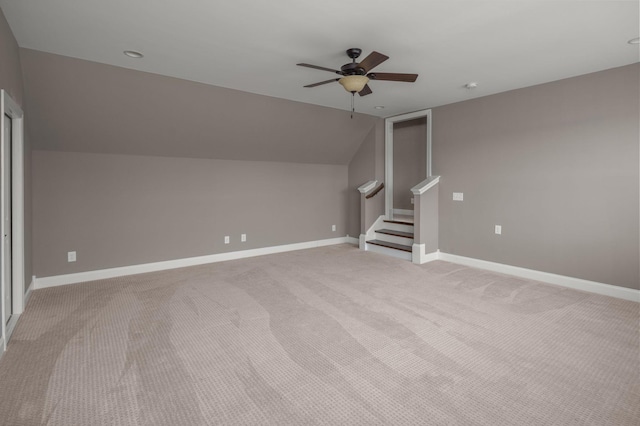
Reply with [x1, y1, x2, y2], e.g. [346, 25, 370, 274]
[366, 217, 414, 260]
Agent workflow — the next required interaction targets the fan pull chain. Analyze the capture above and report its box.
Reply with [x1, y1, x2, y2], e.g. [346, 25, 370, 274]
[351, 93, 354, 119]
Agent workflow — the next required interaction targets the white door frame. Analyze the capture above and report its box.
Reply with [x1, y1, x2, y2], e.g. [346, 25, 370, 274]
[384, 109, 432, 218]
[0, 90, 25, 352]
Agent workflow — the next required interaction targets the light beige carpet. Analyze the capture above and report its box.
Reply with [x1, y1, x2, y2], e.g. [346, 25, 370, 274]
[0, 244, 638, 425]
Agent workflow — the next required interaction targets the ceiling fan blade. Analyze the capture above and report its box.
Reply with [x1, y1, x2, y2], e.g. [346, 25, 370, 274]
[358, 51, 389, 73]
[297, 63, 341, 74]
[358, 84, 372, 96]
[368, 72, 418, 82]
[304, 78, 340, 88]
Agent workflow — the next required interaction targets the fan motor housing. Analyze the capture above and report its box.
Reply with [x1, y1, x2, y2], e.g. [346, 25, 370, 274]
[340, 62, 366, 75]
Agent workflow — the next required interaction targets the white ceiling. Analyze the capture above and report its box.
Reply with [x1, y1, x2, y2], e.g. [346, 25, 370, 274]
[1, 0, 638, 117]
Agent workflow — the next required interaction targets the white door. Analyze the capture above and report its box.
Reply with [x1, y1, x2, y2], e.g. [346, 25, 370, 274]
[2, 113, 12, 326]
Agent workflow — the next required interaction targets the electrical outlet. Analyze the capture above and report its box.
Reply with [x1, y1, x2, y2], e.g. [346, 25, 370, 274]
[67, 251, 76, 262]
[241, 234, 246, 242]
[332, 225, 336, 232]
[495, 225, 502, 235]
[224, 236, 230, 244]
[453, 192, 464, 201]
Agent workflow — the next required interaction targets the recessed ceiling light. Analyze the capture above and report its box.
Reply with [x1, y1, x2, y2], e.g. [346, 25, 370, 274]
[628, 37, 640, 45]
[465, 82, 478, 89]
[123, 50, 144, 58]
[374, 106, 385, 110]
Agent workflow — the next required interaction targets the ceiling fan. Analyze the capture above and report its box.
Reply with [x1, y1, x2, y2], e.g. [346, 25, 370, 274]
[297, 48, 418, 97]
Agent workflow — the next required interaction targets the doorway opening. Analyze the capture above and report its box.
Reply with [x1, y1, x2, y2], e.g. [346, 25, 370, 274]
[384, 109, 432, 220]
[0, 90, 25, 353]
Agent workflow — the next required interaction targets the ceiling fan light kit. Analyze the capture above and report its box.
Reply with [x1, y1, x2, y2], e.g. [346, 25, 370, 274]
[339, 75, 370, 93]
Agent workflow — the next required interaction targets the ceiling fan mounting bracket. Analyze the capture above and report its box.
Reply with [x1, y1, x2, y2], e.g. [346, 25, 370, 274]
[345, 48, 362, 60]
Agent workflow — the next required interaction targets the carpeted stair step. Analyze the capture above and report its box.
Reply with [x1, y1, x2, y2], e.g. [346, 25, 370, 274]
[375, 229, 414, 239]
[366, 239, 412, 252]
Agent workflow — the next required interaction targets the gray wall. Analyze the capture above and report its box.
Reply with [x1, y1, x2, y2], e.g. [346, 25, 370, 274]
[0, 8, 32, 292]
[393, 118, 426, 210]
[16, 35, 639, 289]
[17, 49, 382, 278]
[433, 63, 639, 289]
[19, 49, 378, 165]
[33, 151, 348, 277]
[347, 120, 385, 237]
[0, 9, 23, 106]
[347, 126, 376, 238]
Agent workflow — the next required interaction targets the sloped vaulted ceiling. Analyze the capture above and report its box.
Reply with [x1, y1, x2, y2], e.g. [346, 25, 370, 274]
[20, 49, 379, 164]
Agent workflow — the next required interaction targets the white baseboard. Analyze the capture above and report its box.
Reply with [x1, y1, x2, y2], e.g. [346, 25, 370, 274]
[436, 252, 639, 302]
[345, 236, 359, 246]
[34, 237, 353, 290]
[23, 276, 34, 307]
[412, 244, 425, 264]
[411, 244, 441, 265]
[0, 276, 35, 356]
[32, 241, 639, 302]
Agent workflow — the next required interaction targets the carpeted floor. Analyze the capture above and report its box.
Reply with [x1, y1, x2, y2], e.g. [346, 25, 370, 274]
[0, 244, 638, 425]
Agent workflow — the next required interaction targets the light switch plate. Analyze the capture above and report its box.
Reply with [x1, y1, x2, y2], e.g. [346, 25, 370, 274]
[495, 225, 502, 235]
[453, 192, 464, 201]
[224, 236, 230, 244]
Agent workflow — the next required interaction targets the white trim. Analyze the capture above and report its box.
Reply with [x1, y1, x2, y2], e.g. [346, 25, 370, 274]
[4, 314, 17, 344]
[364, 215, 386, 243]
[376, 233, 413, 246]
[412, 243, 426, 264]
[377, 221, 413, 234]
[359, 234, 367, 250]
[411, 176, 440, 195]
[422, 251, 440, 263]
[34, 237, 353, 289]
[412, 245, 441, 265]
[23, 276, 34, 307]
[0, 90, 25, 352]
[385, 109, 432, 219]
[393, 209, 413, 216]
[0, 336, 4, 359]
[357, 180, 378, 194]
[361, 215, 404, 250]
[438, 252, 639, 302]
[345, 236, 359, 246]
[366, 242, 412, 261]
[384, 127, 393, 218]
